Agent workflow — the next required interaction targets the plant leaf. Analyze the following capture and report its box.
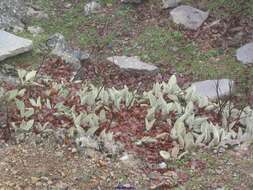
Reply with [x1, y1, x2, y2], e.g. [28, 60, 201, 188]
[20, 119, 34, 131]
[25, 70, 37, 82]
[160, 150, 171, 160]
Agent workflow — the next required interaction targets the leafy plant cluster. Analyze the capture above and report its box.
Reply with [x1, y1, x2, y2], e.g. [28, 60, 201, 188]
[1, 69, 253, 160]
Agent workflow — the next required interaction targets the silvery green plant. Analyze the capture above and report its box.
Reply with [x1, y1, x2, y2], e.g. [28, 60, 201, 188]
[74, 75, 253, 156]
[3, 69, 253, 157]
[145, 76, 253, 160]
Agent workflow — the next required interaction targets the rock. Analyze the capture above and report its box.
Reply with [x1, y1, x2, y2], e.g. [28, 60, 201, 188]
[84, 1, 102, 16]
[236, 42, 253, 64]
[192, 79, 234, 100]
[27, 7, 49, 20]
[120, 153, 130, 161]
[170, 5, 209, 30]
[55, 151, 64, 158]
[76, 135, 100, 150]
[162, 0, 181, 9]
[71, 148, 77, 153]
[47, 33, 90, 71]
[31, 176, 40, 184]
[0, 31, 33, 62]
[121, 0, 142, 3]
[53, 128, 67, 144]
[159, 162, 167, 169]
[107, 56, 159, 73]
[0, 0, 27, 31]
[0, 72, 18, 84]
[64, 3, 72, 9]
[53, 182, 68, 190]
[148, 171, 162, 180]
[119, 153, 141, 168]
[27, 26, 44, 36]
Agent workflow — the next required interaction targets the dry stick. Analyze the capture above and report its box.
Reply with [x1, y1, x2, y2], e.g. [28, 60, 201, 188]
[35, 42, 52, 80]
[215, 79, 231, 129]
[4, 103, 11, 142]
[95, 84, 105, 102]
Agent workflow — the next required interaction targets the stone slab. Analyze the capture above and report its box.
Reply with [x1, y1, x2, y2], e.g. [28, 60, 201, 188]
[170, 5, 209, 30]
[192, 79, 234, 100]
[236, 42, 253, 64]
[0, 31, 32, 61]
[107, 56, 159, 73]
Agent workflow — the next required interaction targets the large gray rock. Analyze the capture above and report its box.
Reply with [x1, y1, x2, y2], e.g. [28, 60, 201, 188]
[0, 31, 33, 61]
[192, 79, 234, 100]
[236, 42, 253, 64]
[170, 5, 209, 30]
[0, 0, 27, 31]
[107, 56, 159, 73]
[47, 33, 90, 71]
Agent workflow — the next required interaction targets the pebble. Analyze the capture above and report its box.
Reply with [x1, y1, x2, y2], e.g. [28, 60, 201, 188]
[159, 162, 167, 169]
[31, 176, 40, 184]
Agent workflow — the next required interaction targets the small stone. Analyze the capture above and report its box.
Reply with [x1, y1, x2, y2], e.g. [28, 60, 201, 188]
[12, 170, 18, 175]
[170, 5, 209, 30]
[56, 151, 64, 157]
[162, 0, 181, 9]
[48, 180, 53, 185]
[13, 26, 25, 33]
[47, 33, 89, 71]
[121, 0, 142, 3]
[76, 135, 100, 150]
[107, 56, 159, 73]
[71, 148, 77, 153]
[84, 1, 102, 16]
[40, 176, 49, 182]
[27, 7, 49, 20]
[192, 79, 234, 100]
[35, 182, 42, 187]
[64, 3, 72, 9]
[159, 162, 167, 169]
[27, 26, 44, 36]
[148, 171, 162, 180]
[236, 42, 253, 64]
[54, 181, 68, 190]
[31, 177, 40, 184]
[0, 31, 33, 62]
[120, 153, 130, 161]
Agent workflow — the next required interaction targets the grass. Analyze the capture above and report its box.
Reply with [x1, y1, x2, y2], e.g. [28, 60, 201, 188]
[185, 0, 253, 17]
[127, 25, 252, 81]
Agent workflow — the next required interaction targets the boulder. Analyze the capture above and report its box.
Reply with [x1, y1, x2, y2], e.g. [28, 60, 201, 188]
[0, 0, 27, 31]
[0, 31, 33, 62]
[192, 79, 234, 100]
[236, 42, 253, 64]
[47, 33, 90, 71]
[170, 5, 209, 30]
[107, 56, 159, 73]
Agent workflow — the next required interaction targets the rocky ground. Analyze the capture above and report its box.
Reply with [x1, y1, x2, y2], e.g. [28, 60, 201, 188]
[1, 0, 253, 189]
[1, 135, 253, 189]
